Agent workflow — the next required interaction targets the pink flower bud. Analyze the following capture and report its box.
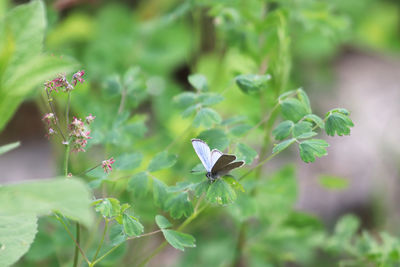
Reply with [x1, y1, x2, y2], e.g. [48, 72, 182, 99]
[102, 157, 115, 174]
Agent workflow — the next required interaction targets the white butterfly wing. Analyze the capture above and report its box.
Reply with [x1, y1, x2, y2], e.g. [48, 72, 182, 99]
[191, 139, 212, 172]
[210, 149, 223, 167]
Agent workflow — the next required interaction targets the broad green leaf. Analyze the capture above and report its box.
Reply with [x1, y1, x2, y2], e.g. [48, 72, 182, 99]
[325, 111, 354, 136]
[167, 181, 195, 193]
[122, 214, 144, 237]
[194, 180, 210, 197]
[235, 74, 271, 94]
[206, 178, 237, 205]
[95, 198, 121, 218]
[292, 121, 313, 138]
[197, 93, 224, 106]
[280, 98, 309, 122]
[272, 138, 296, 154]
[0, 178, 93, 228]
[296, 132, 317, 139]
[173, 92, 197, 109]
[221, 115, 247, 126]
[165, 192, 194, 219]
[155, 215, 172, 229]
[188, 73, 208, 91]
[0, 141, 20, 155]
[236, 143, 257, 164]
[297, 88, 312, 113]
[148, 151, 177, 172]
[230, 124, 252, 137]
[299, 139, 329, 163]
[127, 172, 149, 198]
[152, 178, 169, 210]
[318, 175, 349, 190]
[0, 214, 37, 267]
[114, 152, 143, 170]
[197, 129, 229, 150]
[162, 229, 196, 251]
[224, 176, 244, 192]
[272, 121, 294, 140]
[304, 114, 325, 129]
[182, 105, 197, 118]
[191, 163, 206, 173]
[193, 107, 222, 128]
[109, 224, 127, 246]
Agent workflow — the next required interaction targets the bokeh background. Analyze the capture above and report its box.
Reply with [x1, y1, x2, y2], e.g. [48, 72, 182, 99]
[1, 0, 400, 266]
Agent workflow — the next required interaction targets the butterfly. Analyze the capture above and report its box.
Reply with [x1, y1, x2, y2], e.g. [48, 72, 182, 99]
[191, 139, 244, 181]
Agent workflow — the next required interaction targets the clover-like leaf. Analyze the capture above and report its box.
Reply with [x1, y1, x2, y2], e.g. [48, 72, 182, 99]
[127, 172, 149, 198]
[197, 93, 224, 106]
[236, 143, 258, 164]
[188, 74, 208, 91]
[95, 198, 121, 218]
[272, 121, 294, 140]
[280, 98, 310, 122]
[152, 178, 170, 210]
[162, 229, 196, 251]
[155, 215, 172, 229]
[113, 152, 143, 170]
[109, 224, 126, 246]
[230, 124, 252, 137]
[173, 92, 197, 109]
[206, 178, 237, 205]
[299, 139, 329, 163]
[235, 74, 271, 94]
[148, 151, 177, 172]
[297, 88, 312, 114]
[304, 114, 324, 129]
[292, 121, 313, 138]
[197, 129, 229, 150]
[165, 192, 194, 219]
[194, 181, 210, 197]
[325, 109, 354, 136]
[193, 107, 222, 128]
[122, 214, 144, 237]
[272, 138, 296, 154]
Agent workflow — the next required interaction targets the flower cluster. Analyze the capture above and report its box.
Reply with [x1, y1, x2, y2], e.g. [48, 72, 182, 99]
[44, 70, 84, 93]
[72, 70, 85, 86]
[102, 157, 115, 173]
[42, 113, 57, 139]
[69, 116, 95, 152]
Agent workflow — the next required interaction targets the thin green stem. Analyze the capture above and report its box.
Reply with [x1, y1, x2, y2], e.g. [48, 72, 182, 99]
[46, 89, 67, 142]
[92, 219, 109, 262]
[76, 162, 102, 177]
[73, 223, 80, 267]
[55, 214, 91, 266]
[66, 91, 71, 127]
[64, 144, 70, 176]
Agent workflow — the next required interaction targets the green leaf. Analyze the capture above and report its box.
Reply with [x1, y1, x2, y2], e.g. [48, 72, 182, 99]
[182, 105, 197, 118]
[152, 178, 169, 210]
[114, 152, 143, 170]
[296, 132, 317, 139]
[221, 115, 247, 126]
[0, 214, 38, 267]
[334, 214, 360, 241]
[193, 107, 222, 128]
[109, 224, 127, 246]
[325, 111, 354, 136]
[235, 143, 257, 164]
[272, 121, 294, 140]
[304, 114, 325, 129]
[299, 139, 329, 163]
[230, 124, 252, 137]
[0, 178, 93, 228]
[297, 88, 312, 113]
[0, 141, 20, 156]
[235, 74, 271, 94]
[194, 181, 210, 197]
[197, 93, 224, 106]
[127, 172, 149, 198]
[95, 198, 121, 218]
[188, 73, 208, 91]
[165, 192, 194, 219]
[272, 138, 296, 154]
[318, 175, 349, 190]
[155, 215, 172, 229]
[148, 151, 177, 172]
[173, 92, 197, 109]
[206, 178, 237, 205]
[197, 129, 229, 150]
[162, 229, 196, 251]
[292, 121, 313, 138]
[122, 214, 144, 237]
[280, 98, 309, 122]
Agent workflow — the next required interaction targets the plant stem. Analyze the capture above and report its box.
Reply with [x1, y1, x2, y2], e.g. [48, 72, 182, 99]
[73, 223, 80, 267]
[76, 162, 102, 177]
[92, 219, 109, 262]
[66, 91, 71, 127]
[46, 89, 67, 142]
[64, 143, 70, 176]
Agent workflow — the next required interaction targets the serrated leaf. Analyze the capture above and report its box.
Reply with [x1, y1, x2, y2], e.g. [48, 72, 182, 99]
[122, 214, 144, 237]
[296, 132, 317, 139]
[0, 178, 93, 228]
[113, 152, 143, 170]
[197, 129, 229, 150]
[230, 124, 252, 137]
[148, 151, 177, 172]
[272, 138, 296, 154]
[168, 181, 195, 193]
[165, 192, 194, 219]
[236, 143, 257, 164]
[194, 181, 210, 197]
[206, 178, 237, 205]
[299, 139, 329, 163]
[272, 121, 294, 140]
[304, 114, 325, 129]
[235, 74, 271, 94]
[173, 92, 197, 108]
[292, 121, 313, 138]
[162, 229, 196, 251]
[152, 178, 169, 210]
[109, 224, 127, 246]
[188, 74, 208, 91]
[155, 215, 172, 229]
[193, 107, 222, 128]
[318, 175, 349, 190]
[280, 98, 310, 122]
[127, 172, 149, 198]
[0, 141, 20, 156]
[297, 88, 312, 113]
[197, 93, 224, 106]
[95, 198, 121, 218]
[325, 111, 354, 136]
[224, 176, 244, 192]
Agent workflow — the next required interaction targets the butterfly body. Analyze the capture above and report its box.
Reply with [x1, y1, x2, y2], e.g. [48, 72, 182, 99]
[191, 139, 244, 181]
